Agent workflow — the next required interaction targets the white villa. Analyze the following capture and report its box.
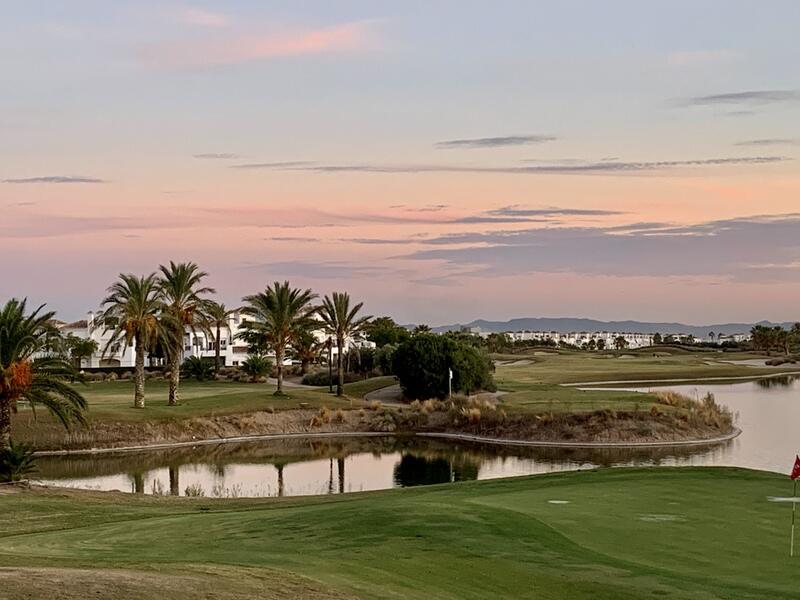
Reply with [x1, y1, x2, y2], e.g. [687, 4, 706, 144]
[58, 309, 374, 369]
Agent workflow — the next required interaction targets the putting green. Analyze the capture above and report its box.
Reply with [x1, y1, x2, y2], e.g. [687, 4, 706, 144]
[0, 467, 796, 599]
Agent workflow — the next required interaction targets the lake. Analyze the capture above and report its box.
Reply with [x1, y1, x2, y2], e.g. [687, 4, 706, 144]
[36, 376, 800, 497]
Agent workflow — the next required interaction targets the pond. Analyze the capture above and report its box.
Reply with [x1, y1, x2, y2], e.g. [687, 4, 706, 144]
[36, 376, 800, 497]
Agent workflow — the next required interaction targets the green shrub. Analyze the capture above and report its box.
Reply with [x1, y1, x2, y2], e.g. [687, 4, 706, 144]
[241, 354, 272, 382]
[180, 356, 215, 381]
[0, 442, 37, 482]
[301, 370, 362, 386]
[392, 334, 495, 400]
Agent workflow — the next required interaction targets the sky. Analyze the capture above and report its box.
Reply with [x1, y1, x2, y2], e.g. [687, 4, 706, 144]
[1, 1, 799, 325]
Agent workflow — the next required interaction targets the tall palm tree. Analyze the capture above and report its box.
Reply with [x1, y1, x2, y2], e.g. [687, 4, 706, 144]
[99, 273, 175, 409]
[0, 299, 87, 449]
[317, 292, 372, 396]
[158, 261, 215, 405]
[240, 281, 317, 395]
[205, 301, 233, 372]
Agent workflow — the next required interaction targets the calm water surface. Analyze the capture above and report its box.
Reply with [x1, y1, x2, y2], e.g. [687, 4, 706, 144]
[37, 377, 800, 497]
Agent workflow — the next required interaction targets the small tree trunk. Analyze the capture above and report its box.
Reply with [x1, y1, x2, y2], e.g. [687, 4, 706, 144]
[336, 336, 344, 396]
[276, 346, 284, 394]
[134, 337, 146, 409]
[0, 399, 12, 450]
[168, 349, 180, 406]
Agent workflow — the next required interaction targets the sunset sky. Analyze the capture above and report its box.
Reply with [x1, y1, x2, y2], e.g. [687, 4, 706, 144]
[2, 1, 799, 325]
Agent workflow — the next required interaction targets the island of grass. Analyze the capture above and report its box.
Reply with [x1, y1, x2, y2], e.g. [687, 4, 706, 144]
[0, 467, 796, 599]
[13, 348, 793, 452]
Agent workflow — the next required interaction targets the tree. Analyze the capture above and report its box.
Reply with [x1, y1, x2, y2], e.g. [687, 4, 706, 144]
[413, 324, 431, 335]
[317, 292, 371, 396]
[241, 354, 272, 382]
[99, 273, 175, 408]
[240, 281, 317, 395]
[64, 335, 98, 368]
[375, 343, 398, 375]
[205, 301, 234, 372]
[485, 332, 510, 353]
[364, 317, 409, 348]
[596, 338, 606, 351]
[614, 336, 628, 350]
[652, 333, 663, 345]
[158, 261, 215, 406]
[708, 332, 716, 344]
[392, 334, 495, 400]
[0, 299, 87, 449]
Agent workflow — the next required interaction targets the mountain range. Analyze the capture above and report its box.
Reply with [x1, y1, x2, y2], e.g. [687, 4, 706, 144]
[429, 318, 795, 337]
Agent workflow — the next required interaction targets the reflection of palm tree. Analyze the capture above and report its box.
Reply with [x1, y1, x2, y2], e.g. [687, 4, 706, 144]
[131, 472, 145, 494]
[337, 457, 345, 493]
[276, 463, 285, 497]
[328, 458, 334, 494]
[169, 466, 179, 496]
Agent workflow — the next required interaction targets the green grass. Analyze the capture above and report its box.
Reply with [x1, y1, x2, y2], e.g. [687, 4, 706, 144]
[495, 349, 795, 385]
[0, 467, 796, 599]
[493, 350, 799, 413]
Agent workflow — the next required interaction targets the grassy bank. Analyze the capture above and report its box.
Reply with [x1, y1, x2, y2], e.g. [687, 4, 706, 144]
[0, 467, 796, 599]
[11, 378, 392, 450]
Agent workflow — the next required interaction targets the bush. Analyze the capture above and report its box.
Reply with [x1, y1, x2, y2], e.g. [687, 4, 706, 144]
[241, 354, 272, 382]
[181, 356, 215, 382]
[0, 442, 37, 482]
[301, 370, 362, 386]
[392, 334, 495, 400]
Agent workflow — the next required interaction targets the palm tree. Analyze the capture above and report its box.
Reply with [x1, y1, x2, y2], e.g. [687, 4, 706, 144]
[205, 301, 233, 372]
[0, 299, 87, 449]
[317, 292, 372, 396]
[158, 262, 215, 406]
[99, 273, 175, 409]
[293, 327, 321, 374]
[240, 281, 317, 395]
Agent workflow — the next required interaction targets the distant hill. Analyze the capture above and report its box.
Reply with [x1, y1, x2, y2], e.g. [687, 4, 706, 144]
[429, 318, 795, 337]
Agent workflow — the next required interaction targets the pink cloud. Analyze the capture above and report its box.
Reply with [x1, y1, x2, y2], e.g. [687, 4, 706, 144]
[141, 21, 376, 68]
[175, 7, 231, 28]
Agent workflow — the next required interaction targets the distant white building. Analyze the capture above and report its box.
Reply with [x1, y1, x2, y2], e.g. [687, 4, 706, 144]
[58, 310, 374, 369]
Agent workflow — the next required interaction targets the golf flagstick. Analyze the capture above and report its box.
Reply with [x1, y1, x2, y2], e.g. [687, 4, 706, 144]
[793, 479, 797, 557]
[790, 455, 800, 557]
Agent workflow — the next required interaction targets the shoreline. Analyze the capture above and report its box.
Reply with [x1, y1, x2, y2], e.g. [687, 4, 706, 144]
[33, 427, 740, 457]
[562, 370, 800, 387]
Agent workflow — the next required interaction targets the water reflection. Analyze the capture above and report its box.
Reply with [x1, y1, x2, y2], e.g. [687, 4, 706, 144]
[755, 375, 798, 389]
[36, 434, 734, 498]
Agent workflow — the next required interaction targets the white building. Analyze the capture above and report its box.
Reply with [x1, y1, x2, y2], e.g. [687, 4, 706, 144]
[59, 310, 374, 369]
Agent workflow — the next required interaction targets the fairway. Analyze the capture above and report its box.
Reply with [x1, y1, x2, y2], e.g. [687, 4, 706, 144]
[0, 467, 796, 599]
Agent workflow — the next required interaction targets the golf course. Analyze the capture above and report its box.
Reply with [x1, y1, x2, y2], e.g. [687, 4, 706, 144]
[1, 467, 796, 599]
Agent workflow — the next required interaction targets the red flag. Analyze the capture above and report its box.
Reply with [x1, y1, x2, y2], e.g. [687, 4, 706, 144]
[792, 456, 800, 480]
